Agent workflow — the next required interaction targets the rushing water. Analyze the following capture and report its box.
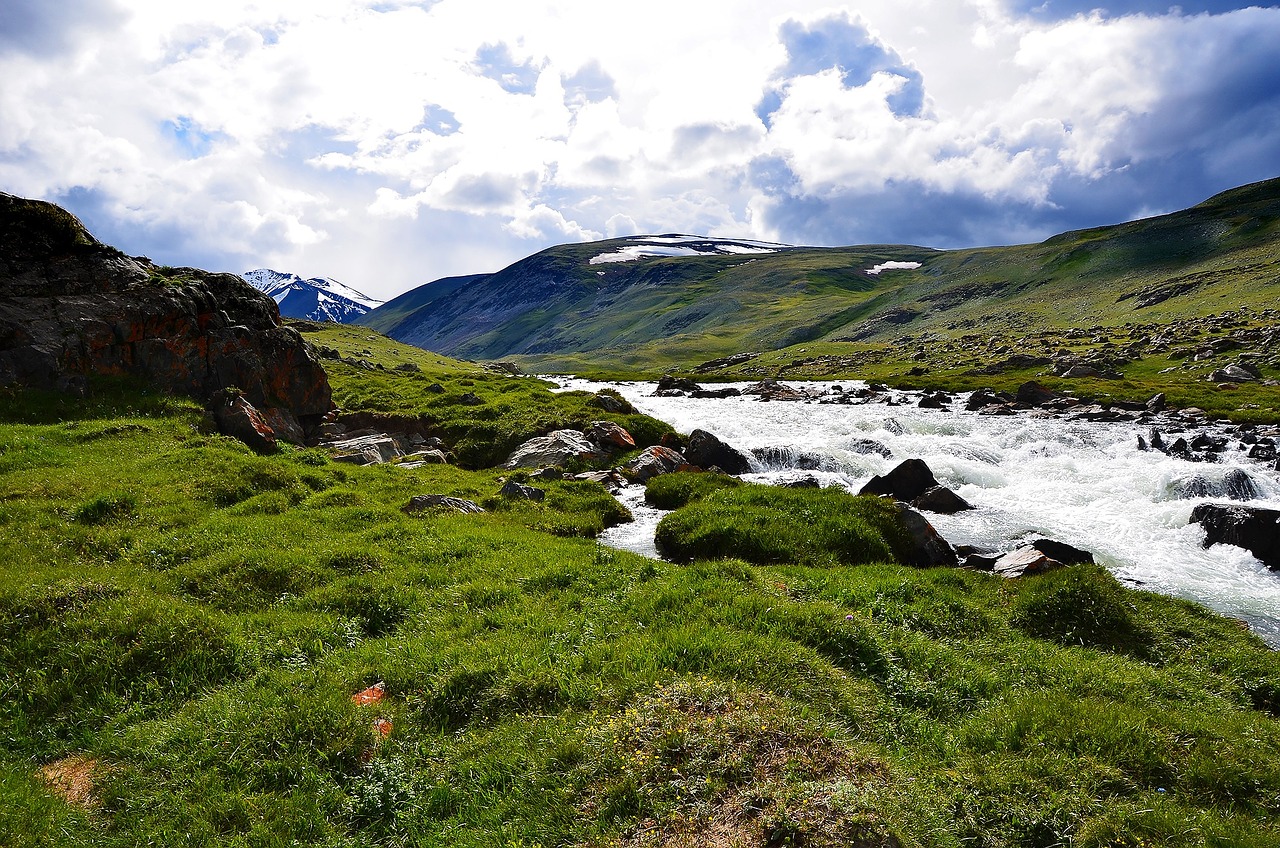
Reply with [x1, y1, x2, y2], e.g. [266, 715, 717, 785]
[557, 378, 1280, 646]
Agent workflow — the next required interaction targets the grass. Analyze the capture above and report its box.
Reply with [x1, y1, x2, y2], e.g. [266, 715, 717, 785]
[3, 334, 1280, 847]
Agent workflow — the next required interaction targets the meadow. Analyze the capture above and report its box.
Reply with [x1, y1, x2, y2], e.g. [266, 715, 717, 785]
[2, 326, 1279, 847]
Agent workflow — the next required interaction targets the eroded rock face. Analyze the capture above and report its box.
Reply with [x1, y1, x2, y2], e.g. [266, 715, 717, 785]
[0, 193, 333, 441]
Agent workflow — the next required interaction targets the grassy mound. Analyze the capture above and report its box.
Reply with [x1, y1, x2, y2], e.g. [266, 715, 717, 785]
[643, 469, 742, 509]
[655, 484, 906, 567]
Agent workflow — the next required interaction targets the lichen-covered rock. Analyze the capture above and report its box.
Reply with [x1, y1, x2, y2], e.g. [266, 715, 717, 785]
[0, 193, 333, 443]
[587, 420, 635, 451]
[624, 445, 686, 482]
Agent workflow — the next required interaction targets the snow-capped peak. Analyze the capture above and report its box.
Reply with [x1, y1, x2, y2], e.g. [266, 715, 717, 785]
[241, 269, 384, 323]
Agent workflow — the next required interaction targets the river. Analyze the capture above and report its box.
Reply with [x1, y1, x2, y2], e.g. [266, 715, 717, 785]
[557, 378, 1280, 646]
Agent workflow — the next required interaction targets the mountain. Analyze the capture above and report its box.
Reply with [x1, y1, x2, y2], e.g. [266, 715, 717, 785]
[354, 273, 490, 337]
[362, 179, 1280, 368]
[242, 269, 383, 323]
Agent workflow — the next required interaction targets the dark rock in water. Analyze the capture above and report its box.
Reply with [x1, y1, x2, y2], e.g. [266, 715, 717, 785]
[403, 495, 485, 515]
[893, 503, 958, 567]
[1146, 393, 1166, 412]
[1174, 469, 1260, 501]
[0, 192, 333, 442]
[1169, 437, 1190, 455]
[1222, 468, 1261, 501]
[624, 445, 685, 482]
[655, 374, 701, 394]
[1028, 538, 1095, 565]
[1248, 442, 1276, 461]
[685, 429, 752, 474]
[690, 387, 742, 399]
[1191, 504, 1280, 568]
[911, 485, 974, 515]
[1016, 381, 1059, 406]
[992, 546, 1064, 578]
[1149, 429, 1166, 451]
[849, 439, 893, 458]
[859, 458, 939, 502]
[1137, 434, 1149, 451]
[918, 393, 948, 409]
[780, 475, 821, 488]
[1175, 475, 1216, 499]
[500, 480, 545, 502]
[967, 387, 1015, 410]
[883, 418, 905, 435]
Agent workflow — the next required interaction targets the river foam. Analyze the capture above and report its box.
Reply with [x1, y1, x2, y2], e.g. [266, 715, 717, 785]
[559, 378, 1280, 646]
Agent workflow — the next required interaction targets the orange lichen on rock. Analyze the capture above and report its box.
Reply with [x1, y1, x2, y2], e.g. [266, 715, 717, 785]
[352, 682, 386, 706]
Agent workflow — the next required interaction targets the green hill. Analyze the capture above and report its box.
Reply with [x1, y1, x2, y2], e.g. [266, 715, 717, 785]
[363, 178, 1280, 372]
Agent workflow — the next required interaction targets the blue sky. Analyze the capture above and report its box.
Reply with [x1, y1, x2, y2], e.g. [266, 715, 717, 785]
[1, 0, 1278, 299]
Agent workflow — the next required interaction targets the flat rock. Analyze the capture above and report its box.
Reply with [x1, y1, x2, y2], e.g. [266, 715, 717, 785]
[992, 546, 1065, 578]
[403, 495, 485, 515]
[505, 430, 601, 469]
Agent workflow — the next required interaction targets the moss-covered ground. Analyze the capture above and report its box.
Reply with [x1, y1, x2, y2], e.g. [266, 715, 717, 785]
[3, 330, 1280, 847]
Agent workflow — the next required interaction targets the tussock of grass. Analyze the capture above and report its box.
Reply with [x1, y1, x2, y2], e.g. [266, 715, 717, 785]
[655, 484, 905, 567]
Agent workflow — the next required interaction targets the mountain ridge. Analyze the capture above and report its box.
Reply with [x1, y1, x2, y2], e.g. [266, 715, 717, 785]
[359, 177, 1280, 369]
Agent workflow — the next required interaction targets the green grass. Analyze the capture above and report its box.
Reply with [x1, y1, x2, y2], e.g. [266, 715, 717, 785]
[3, 341, 1280, 847]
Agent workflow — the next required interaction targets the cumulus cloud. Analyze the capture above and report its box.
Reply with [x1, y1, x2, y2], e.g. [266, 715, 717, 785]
[0, 0, 1277, 298]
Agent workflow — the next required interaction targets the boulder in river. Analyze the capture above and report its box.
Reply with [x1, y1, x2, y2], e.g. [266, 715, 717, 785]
[684, 429, 752, 474]
[1028, 538, 1095, 565]
[1191, 504, 1280, 569]
[992, 546, 1066, 578]
[911, 485, 974, 515]
[1016, 381, 1059, 407]
[859, 458, 939, 502]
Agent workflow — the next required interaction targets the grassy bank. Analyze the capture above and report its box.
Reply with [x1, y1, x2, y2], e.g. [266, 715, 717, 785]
[2, 331, 1280, 847]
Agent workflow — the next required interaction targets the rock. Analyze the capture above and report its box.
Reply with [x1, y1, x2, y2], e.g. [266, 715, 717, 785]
[690, 386, 742, 399]
[654, 374, 701, 394]
[1222, 468, 1261, 501]
[1028, 538, 1095, 565]
[992, 546, 1065, 578]
[329, 433, 405, 465]
[209, 390, 277, 454]
[425, 383, 445, 394]
[458, 391, 484, 405]
[590, 391, 634, 414]
[893, 503, 958, 567]
[500, 480, 545, 501]
[911, 485, 974, 514]
[532, 466, 564, 481]
[742, 378, 809, 401]
[917, 393, 948, 409]
[399, 449, 448, 467]
[574, 469, 628, 493]
[859, 458, 940, 502]
[692, 351, 759, 372]
[780, 475, 821, 488]
[684, 429, 752, 474]
[1191, 504, 1280, 568]
[752, 446, 829, 470]
[1146, 393, 1167, 412]
[966, 388, 1015, 411]
[849, 439, 893, 458]
[504, 430, 601, 469]
[0, 193, 333, 438]
[586, 420, 636, 451]
[1209, 364, 1259, 383]
[402, 495, 485, 515]
[1015, 381, 1059, 406]
[961, 551, 1001, 571]
[1249, 443, 1277, 461]
[624, 445, 686, 482]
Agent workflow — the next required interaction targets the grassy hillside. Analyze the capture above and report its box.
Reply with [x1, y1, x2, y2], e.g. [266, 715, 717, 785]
[365, 178, 1280, 386]
[4, 329, 1280, 847]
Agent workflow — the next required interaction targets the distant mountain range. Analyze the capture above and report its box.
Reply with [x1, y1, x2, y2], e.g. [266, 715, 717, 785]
[242, 269, 383, 323]
[352, 178, 1280, 369]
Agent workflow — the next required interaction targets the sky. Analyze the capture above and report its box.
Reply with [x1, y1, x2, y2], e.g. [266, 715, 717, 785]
[2, 0, 1278, 300]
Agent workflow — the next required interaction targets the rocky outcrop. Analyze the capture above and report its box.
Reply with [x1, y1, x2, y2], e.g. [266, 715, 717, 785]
[402, 495, 485, 515]
[1191, 504, 1280, 569]
[684, 429, 752, 474]
[0, 193, 332, 443]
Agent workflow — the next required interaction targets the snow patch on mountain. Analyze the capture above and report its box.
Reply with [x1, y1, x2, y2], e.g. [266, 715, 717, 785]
[589, 235, 790, 265]
[865, 261, 923, 275]
[242, 269, 384, 323]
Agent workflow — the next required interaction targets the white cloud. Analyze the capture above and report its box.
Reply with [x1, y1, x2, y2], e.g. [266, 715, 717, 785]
[0, 1, 1276, 298]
